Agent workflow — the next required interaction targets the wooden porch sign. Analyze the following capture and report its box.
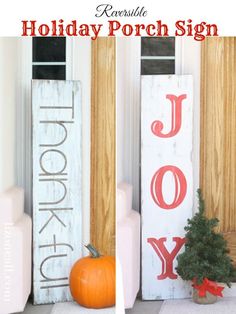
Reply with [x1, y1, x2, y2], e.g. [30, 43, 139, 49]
[32, 80, 82, 304]
[141, 75, 193, 299]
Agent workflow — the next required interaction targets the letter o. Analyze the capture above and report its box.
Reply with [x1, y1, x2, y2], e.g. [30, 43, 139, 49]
[150, 165, 187, 209]
[38, 24, 50, 36]
[122, 24, 133, 36]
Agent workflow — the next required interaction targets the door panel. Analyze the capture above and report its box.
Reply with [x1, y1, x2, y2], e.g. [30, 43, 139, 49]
[201, 37, 236, 266]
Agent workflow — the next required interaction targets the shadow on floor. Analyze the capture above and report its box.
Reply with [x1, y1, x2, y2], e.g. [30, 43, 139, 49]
[126, 299, 163, 314]
[17, 301, 53, 314]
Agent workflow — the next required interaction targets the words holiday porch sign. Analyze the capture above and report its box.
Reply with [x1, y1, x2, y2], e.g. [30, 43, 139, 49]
[32, 80, 82, 304]
[141, 75, 193, 299]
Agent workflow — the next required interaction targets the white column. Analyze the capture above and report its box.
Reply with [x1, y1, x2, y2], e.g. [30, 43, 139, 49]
[116, 37, 141, 211]
[0, 38, 18, 192]
[0, 38, 32, 314]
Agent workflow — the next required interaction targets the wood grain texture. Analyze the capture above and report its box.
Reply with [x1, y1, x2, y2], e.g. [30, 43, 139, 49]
[223, 232, 236, 267]
[90, 38, 116, 256]
[201, 38, 236, 265]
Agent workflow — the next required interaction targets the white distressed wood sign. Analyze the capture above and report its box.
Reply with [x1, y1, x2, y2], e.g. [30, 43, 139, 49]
[32, 80, 82, 304]
[141, 75, 193, 300]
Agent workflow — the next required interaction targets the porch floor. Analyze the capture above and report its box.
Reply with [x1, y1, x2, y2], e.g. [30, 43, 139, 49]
[18, 297, 236, 313]
[18, 299, 162, 314]
[17, 302, 53, 314]
[126, 299, 163, 314]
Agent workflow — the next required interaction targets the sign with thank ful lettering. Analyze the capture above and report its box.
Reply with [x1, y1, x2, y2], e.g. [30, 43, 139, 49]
[141, 75, 193, 300]
[32, 80, 82, 304]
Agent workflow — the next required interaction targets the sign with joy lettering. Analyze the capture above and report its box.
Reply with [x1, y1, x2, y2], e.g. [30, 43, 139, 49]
[141, 75, 193, 300]
[32, 80, 82, 304]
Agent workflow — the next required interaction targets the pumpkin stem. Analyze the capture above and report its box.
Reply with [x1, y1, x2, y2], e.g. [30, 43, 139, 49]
[85, 244, 101, 258]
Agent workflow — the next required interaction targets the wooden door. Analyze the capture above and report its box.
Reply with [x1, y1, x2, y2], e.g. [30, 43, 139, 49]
[201, 37, 236, 266]
[90, 38, 116, 256]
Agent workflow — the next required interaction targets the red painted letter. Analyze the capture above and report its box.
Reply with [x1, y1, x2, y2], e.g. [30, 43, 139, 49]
[21, 20, 37, 36]
[151, 94, 187, 138]
[150, 165, 187, 209]
[147, 237, 185, 280]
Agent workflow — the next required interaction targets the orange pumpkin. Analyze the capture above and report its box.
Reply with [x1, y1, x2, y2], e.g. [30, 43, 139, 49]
[69, 244, 115, 309]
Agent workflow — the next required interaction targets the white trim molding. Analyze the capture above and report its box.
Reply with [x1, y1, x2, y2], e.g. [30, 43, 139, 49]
[15, 37, 32, 214]
[117, 37, 141, 211]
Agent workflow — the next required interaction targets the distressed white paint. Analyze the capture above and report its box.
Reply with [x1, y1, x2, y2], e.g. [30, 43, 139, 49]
[15, 38, 91, 257]
[32, 80, 82, 304]
[175, 38, 201, 212]
[116, 38, 200, 215]
[141, 75, 193, 300]
[70, 38, 91, 256]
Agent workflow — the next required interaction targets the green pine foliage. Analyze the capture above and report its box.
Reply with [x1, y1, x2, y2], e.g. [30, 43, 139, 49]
[176, 189, 235, 287]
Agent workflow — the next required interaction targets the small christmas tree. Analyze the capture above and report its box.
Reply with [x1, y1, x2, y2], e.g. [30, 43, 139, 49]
[176, 189, 235, 287]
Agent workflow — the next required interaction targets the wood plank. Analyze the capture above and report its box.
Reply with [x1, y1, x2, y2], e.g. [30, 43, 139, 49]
[141, 75, 193, 300]
[223, 232, 236, 268]
[90, 38, 116, 256]
[32, 80, 82, 304]
[201, 38, 236, 263]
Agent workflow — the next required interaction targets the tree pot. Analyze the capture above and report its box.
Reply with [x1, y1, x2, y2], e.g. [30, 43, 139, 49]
[192, 288, 217, 304]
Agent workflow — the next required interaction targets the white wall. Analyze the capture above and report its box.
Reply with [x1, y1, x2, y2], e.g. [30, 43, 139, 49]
[116, 37, 141, 211]
[117, 38, 201, 212]
[116, 39, 126, 184]
[0, 38, 18, 193]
